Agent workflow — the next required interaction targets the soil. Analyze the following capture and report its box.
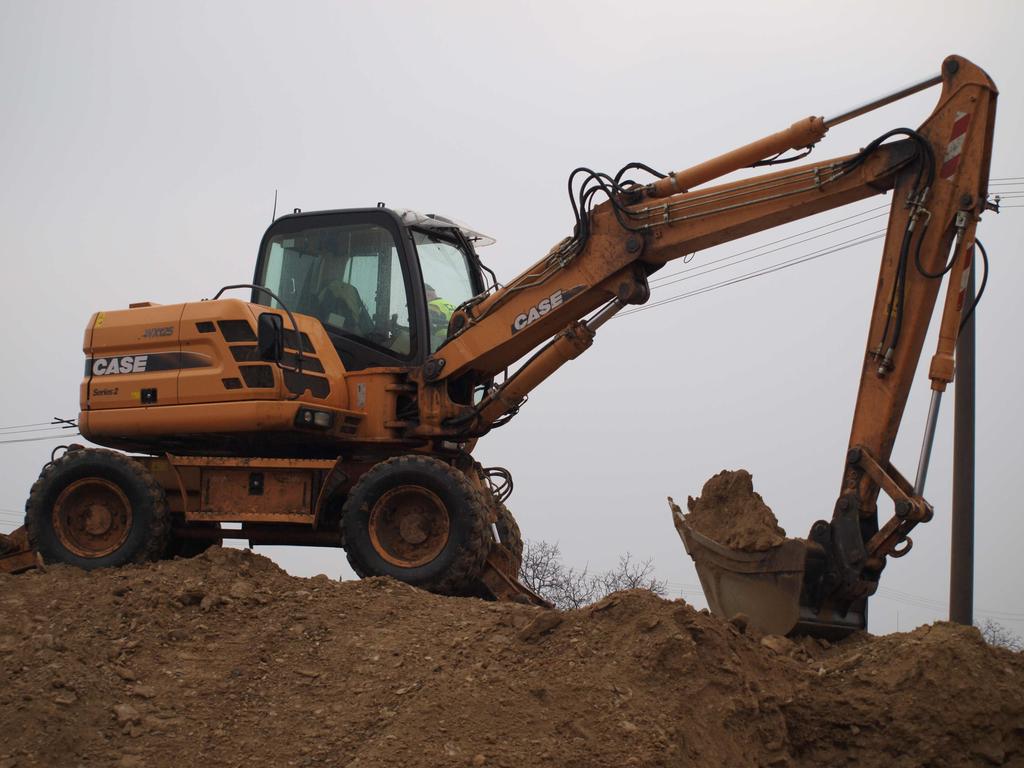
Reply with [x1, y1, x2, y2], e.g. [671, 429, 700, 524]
[1, 547, 1022, 768]
[679, 469, 788, 551]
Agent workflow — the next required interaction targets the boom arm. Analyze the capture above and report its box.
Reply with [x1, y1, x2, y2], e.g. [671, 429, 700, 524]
[423, 55, 993, 424]
[411, 54, 996, 630]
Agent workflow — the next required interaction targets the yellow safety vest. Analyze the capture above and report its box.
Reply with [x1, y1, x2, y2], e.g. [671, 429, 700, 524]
[429, 298, 455, 320]
[428, 298, 455, 346]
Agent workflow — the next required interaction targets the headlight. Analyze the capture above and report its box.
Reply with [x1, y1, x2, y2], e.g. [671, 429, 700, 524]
[295, 408, 334, 430]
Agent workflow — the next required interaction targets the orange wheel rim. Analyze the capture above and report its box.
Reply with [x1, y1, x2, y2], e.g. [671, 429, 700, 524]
[368, 485, 450, 568]
[52, 478, 132, 558]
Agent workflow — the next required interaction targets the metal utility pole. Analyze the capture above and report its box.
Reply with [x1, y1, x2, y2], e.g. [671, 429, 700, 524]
[949, 260, 976, 625]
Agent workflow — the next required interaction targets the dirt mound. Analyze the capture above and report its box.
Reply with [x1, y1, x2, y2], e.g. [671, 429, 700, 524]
[1, 548, 1022, 767]
[678, 469, 787, 551]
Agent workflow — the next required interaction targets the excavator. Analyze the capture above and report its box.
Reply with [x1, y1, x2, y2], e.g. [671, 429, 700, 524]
[0, 55, 997, 638]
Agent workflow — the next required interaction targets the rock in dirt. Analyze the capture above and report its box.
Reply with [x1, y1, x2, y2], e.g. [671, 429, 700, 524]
[112, 703, 141, 726]
[728, 612, 750, 633]
[228, 579, 254, 600]
[111, 665, 136, 682]
[678, 469, 787, 551]
[516, 610, 563, 642]
[760, 634, 795, 656]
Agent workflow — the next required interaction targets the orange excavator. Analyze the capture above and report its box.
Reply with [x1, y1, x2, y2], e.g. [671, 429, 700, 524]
[0, 55, 997, 637]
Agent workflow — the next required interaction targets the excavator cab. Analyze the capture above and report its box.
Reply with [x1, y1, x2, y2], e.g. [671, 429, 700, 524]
[251, 207, 492, 373]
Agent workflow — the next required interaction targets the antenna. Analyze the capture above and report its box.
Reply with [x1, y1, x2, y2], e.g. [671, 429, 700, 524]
[271, 189, 278, 223]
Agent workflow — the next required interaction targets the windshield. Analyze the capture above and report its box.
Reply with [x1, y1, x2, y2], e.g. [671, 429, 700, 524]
[258, 222, 412, 357]
[414, 230, 476, 352]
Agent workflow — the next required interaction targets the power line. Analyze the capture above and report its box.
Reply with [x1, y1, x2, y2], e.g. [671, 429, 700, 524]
[618, 231, 886, 318]
[879, 585, 1024, 617]
[623, 173, 1024, 319]
[0, 433, 81, 445]
[0, 425, 78, 437]
[641, 184, 1019, 303]
[876, 587, 1024, 621]
[628, 231, 886, 314]
[649, 203, 889, 286]
[0, 421, 59, 431]
[620, 186, 988, 318]
[651, 214, 888, 292]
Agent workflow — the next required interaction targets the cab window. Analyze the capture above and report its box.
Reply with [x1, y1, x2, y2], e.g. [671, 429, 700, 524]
[260, 223, 413, 358]
[414, 230, 476, 352]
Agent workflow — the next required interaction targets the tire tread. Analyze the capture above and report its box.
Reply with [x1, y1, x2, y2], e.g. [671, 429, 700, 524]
[341, 455, 490, 595]
[25, 448, 169, 568]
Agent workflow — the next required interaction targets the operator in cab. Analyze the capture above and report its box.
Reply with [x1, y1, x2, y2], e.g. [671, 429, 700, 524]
[425, 283, 455, 350]
[315, 250, 374, 338]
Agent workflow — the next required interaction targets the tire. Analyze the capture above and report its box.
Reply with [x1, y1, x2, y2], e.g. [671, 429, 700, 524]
[165, 520, 221, 559]
[341, 455, 490, 595]
[25, 448, 170, 570]
[493, 501, 523, 575]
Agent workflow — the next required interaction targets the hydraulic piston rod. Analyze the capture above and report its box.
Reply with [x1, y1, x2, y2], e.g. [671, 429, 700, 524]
[644, 70, 944, 201]
[824, 73, 943, 128]
[914, 389, 943, 495]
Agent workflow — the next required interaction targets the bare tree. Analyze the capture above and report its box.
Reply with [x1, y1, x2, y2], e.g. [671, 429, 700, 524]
[520, 540, 666, 610]
[977, 618, 1023, 652]
[519, 540, 597, 610]
[518, 539, 564, 597]
[595, 552, 669, 597]
[555, 565, 599, 610]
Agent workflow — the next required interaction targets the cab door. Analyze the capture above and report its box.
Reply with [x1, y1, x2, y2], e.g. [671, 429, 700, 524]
[252, 209, 426, 372]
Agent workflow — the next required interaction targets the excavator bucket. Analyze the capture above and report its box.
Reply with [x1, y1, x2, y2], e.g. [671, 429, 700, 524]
[673, 510, 808, 636]
[673, 508, 866, 638]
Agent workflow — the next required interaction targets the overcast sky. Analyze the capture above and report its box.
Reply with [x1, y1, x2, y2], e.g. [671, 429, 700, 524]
[1, 0, 1021, 636]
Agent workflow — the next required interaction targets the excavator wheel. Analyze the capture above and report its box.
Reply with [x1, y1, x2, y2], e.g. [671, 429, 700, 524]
[341, 455, 490, 595]
[25, 448, 170, 570]
[493, 501, 523, 575]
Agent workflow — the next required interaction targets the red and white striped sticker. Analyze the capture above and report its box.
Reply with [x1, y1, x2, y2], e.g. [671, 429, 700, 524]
[956, 243, 974, 311]
[939, 111, 971, 181]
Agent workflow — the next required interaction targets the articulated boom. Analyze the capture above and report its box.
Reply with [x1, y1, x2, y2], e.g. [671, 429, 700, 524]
[421, 54, 996, 634]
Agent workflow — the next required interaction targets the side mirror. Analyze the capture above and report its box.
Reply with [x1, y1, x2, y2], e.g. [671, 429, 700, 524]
[257, 312, 285, 362]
